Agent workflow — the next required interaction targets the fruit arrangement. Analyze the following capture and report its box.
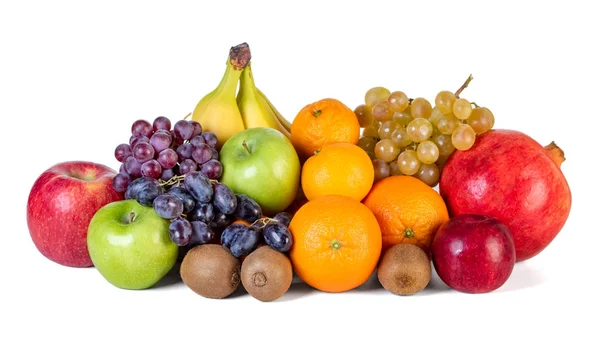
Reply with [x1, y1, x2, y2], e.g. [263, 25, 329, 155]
[26, 42, 572, 300]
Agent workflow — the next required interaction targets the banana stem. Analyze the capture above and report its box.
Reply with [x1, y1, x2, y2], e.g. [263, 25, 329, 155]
[229, 42, 251, 71]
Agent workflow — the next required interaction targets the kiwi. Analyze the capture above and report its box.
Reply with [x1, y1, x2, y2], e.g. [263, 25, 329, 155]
[377, 243, 431, 295]
[241, 246, 293, 302]
[180, 244, 241, 299]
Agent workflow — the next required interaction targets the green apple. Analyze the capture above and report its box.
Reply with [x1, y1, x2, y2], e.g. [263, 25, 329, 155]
[220, 127, 301, 215]
[87, 199, 178, 290]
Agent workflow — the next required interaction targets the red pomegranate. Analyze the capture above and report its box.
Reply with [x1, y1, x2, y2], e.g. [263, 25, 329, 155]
[439, 129, 571, 262]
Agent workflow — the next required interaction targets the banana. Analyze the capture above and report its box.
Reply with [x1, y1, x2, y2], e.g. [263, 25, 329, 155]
[191, 43, 250, 148]
[256, 88, 292, 132]
[237, 63, 291, 138]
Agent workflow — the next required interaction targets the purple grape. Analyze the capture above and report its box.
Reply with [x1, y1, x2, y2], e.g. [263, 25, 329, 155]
[114, 144, 132, 163]
[229, 226, 262, 257]
[119, 163, 128, 175]
[176, 143, 194, 159]
[210, 148, 219, 160]
[149, 131, 172, 153]
[234, 194, 262, 223]
[141, 159, 162, 179]
[210, 212, 235, 229]
[160, 168, 175, 181]
[178, 158, 197, 175]
[173, 120, 194, 141]
[220, 223, 246, 248]
[130, 135, 150, 148]
[273, 212, 292, 227]
[189, 135, 205, 147]
[153, 194, 184, 219]
[202, 132, 218, 148]
[167, 186, 195, 213]
[157, 148, 178, 169]
[188, 202, 214, 223]
[189, 221, 214, 245]
[133, 142, 155, 163]
[124, 156, 142, 177]
[213, 183, 237, 215]
[131, 119, 153, 138]
[129, 177, 164, 206]
[184, 171, 213, 203]
[153, 116, 172, 132]
[200, 159, 223, 179]
[190, 121, 203, 138]
[170, 131, 183, 147]
[263, 223, 293, 252]
[192, 143, 212, 164]
[169, 217, 193, 246]
[112, 173, 130, 193]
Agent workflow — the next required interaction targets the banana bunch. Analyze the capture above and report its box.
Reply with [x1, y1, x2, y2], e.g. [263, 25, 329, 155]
[191, 43, 291, 149]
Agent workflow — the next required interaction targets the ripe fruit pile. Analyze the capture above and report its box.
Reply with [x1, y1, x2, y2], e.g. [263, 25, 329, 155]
[355, 75, 496, 186]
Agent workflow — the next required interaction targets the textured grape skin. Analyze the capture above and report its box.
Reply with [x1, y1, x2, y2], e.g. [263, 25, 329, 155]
[173, 120, 194, 141]
[190, 135, 206, 147]
[125, 177, 162, 203]
[189, 221, 214, 245]
[150, 131, 172, 153]
[131, 119, 153, 138]
[167, 186, 196, 213]
[124, 156, 143, 177]
[220, 223, 247, 248]
[135, 178, 164, 206]
[153, 194, 184, 219]
[112, 173, 130, 193]
[234, 194, 262, 223]
[210, 212, 235, 229]
[263, 223, 293, 252]
[168, 217, 193, 246]
[178, 159, 197, 175]
[213, 183, 237, 215]
[229, 226, 262, 257]
[201, 159, 223, 179]
[176, 143, 194, 160]
[202, 132, 218, 148]
[114, 144, 132, 162]
[140, 159, 162, 179]
[273, 212, 292, 227]
[184, 171, 213, 202]
[152, 116, 171, 132]
[188, 202, 215, 223]
[190, 121, 203, 138]
[129, 135, 150, 148]
[192, 143, 212, 165]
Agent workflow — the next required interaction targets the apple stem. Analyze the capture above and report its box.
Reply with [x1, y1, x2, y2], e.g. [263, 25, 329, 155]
[242, 140, 251, 154]
[455, 74, 473, 98]
[128, 212, 136, 224]
[544, 141, 566, 168]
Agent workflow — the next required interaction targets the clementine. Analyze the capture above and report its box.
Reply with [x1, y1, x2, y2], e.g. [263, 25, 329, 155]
[289, 195, 382, 293]
[290, 98, 360, 160]
[301, 142, 374, 201]
[363, 176, 449, 254]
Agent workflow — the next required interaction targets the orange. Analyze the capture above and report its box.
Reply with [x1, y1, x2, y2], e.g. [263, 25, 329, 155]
[301, 142, 374, 201]
[363, 176, 449, 254]
[290, 98, 360, 160]
[289, 195, 382, 293]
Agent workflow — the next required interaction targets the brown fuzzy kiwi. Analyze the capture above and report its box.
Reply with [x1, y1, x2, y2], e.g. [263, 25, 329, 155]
[180, 244, 241, 299]
[241, 246, 293, 302]
[377, 243, 431, 295]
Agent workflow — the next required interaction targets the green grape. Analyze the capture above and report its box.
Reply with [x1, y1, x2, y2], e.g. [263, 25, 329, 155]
[389, 161, 403, 176]
[378, 121, 398, 139]
[372, 101, 393, 121]
[429, 106, 445, 126]
[392, 107, 413, 126]
[390, 127, 412, 148]
[354, 104, 373, 128]
[372, 159, 391, 182]
[410, 97, 433, 119]
[365, 87, 391, 109]
[435, 90, 456, 113]
[468, 107, 495, 134]
[357, 136, 378, 153]
[414, 163, 440, 187]
[416, 140, 440, 164]
[452, 98, 473, 120]
[406, 118, 433, 142]
[362, 124, 379, 138]
[431, 132, 456, 157]
[375, 139, 401, 163]
[397, 149, 421, 176]
[437, 114, 460, 135]
[387, 91, 409, 112]
[451, 124, 476, 150]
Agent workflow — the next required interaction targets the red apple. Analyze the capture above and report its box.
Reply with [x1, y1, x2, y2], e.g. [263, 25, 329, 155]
[27, 161, 123, 267]
[439, 129, 571, 262]
[432, 214, 516, 294]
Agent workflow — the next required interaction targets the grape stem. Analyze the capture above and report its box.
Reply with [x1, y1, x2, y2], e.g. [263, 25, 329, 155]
[251, 217, 276, 229]
[470, 102, 480, 108]
[183, 112, 192, 120]
[159, 174, 185, 187]
[455, 74, 474, 98]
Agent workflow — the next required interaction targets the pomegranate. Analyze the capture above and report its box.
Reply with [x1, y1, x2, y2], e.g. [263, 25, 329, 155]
[439, 129, 571, 262]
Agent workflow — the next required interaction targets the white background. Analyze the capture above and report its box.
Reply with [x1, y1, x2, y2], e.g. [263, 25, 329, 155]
[2, 1, 599, 336]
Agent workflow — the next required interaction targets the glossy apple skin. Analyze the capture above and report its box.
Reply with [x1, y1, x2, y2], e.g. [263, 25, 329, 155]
[27, 161, 123, 267]
[432, 214, 516, 294]
[87, 199, 178, 290]
[220, 127, 301, 216]
[439, 129, 571, 262]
